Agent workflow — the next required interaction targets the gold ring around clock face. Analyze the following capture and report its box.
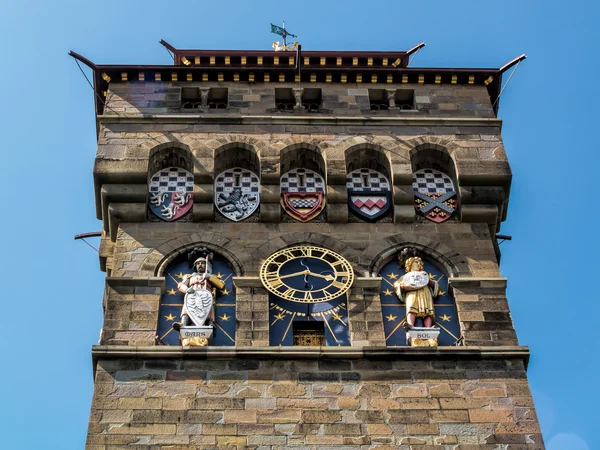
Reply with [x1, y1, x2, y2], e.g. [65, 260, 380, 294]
[260, 245, 354, 303]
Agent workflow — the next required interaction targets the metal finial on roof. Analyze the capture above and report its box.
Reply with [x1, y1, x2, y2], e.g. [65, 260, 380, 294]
[270, 21, 298, 51]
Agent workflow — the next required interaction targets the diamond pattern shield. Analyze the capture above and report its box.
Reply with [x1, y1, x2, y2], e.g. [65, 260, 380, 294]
[214, 167, 260, 221]
[148, 167, 194, 222]
[346, 168, 392, 221]
[412, 169, 457, 223]
[281, 169, 326, 222]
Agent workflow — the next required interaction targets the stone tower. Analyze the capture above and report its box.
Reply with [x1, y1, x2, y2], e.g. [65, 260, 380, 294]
[76, 42, 543, 448]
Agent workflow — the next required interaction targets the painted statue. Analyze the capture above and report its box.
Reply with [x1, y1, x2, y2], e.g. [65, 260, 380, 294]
[172, 247, 224, 331]
[393, 248, 441, 330]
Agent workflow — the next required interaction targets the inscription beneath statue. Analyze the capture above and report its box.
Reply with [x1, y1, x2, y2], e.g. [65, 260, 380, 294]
[180, 327, 214, 339]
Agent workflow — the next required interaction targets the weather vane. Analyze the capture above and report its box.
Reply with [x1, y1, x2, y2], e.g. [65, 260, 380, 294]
[270, 21, 298, 51]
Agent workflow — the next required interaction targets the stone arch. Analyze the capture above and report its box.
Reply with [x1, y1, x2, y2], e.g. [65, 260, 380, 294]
[363, 235, 469, 278]
[405, 137, 459, 184]
[141, 233, 251, 277]
[213, 142, 261, 175]
[279, 142, 327, 182]
[252, 232, 361, 272]
[344, 142, 393, 182]
[185, 134, 274, 181]
[148, 142, 193, 178]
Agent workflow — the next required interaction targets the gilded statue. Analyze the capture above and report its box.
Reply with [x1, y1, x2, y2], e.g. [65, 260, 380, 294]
[393, 248, 441, 331]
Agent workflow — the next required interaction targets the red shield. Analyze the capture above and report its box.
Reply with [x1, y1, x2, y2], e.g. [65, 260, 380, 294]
[281, 191, 325, 222]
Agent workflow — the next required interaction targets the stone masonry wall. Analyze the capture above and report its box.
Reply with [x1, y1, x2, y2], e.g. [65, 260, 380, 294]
[104, 82, 496, 118]
[86, 357, 542, 449]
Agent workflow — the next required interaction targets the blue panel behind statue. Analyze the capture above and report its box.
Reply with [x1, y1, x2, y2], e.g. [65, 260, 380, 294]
[157, 255, 236, 346]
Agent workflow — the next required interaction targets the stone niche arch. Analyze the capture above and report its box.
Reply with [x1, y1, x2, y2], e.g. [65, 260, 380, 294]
[374, 243, 462, 347]
[213, 142, 261, 222]
[365, 236, 468, 278]
[409, 142, 458, 184]
[344, 143, 394, 223]
[280, 143, 327, 181]
[344, 143, 392, 183]
[148, 142, 194, 179]
[145, 235, 250, 278]
[252, 232, 361, 272]
[154, 243, 241, 347]
[213, 142, 260, 175]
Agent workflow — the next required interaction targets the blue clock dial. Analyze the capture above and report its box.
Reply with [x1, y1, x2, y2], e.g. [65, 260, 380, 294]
[260, 246, 354, 303]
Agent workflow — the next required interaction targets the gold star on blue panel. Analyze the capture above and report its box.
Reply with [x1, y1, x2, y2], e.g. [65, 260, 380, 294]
[385, 314, 398, 322]
[219, 314, 231, 321]
[164, 314, 176, 321]
[382, 289, 393, 296]
[167, 288, 177, 295]
[388, 272, 398, 280]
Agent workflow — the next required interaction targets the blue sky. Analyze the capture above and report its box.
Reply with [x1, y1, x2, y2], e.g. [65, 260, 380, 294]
[0, 1, 597, 448]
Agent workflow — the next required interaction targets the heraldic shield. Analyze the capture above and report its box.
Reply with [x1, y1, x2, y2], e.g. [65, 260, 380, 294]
[412, 169, 457, 223]
[215, 167, 260, 221]
[346, 168, 392, 221]
[281, 168, 326, 222]
[148, 167, 194, 221]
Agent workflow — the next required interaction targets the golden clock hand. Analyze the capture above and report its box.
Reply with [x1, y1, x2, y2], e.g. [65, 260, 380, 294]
[278, 270, 310, 280]
[305, 271, 335, 281]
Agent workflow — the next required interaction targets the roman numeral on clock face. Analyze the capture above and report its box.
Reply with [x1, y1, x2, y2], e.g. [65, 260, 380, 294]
[267, 277, 284, 289]
[330, 280, 346, 290]
[298, 247, 313, 257]
[282, 287, 296, 297]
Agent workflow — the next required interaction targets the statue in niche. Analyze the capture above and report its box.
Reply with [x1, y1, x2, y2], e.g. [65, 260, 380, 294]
[393, 247, 441, 331]
[172, 247, 224, 333]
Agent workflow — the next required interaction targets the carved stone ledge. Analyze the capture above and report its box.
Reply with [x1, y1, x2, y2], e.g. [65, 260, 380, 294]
[106, 276, 165, 288]
[92, 344, 530, 365]
[98, 114, 503, 130]
[448, 277, 507, 288]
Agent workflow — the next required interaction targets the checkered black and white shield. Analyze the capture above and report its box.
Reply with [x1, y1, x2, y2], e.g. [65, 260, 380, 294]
[215, 168, 260, 221]
[280, 169, 326, 222]
[412, 169, 457, 223]
[148, 167, 194, 221]
[346, 168, 392, 221]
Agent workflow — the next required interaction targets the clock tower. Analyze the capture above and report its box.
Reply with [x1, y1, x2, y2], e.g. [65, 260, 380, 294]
[76, 42, 543, 448]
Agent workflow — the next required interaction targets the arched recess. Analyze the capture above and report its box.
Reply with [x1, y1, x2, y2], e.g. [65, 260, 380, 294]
[213, 142, 261, 222]
[252, 232, 361, 272]
[214, 142, 260, 175]
[260, 243, 353, 347]
[147, 143, 195, 222]
[280, 143, 326, 178]
[148, 142, 194, 177]
[156, 249, 238, 347]
[409, 143, 458, 183]
[151, 236, 248, 278]
[376, 248, 461, 347]
[366, 238, 465, 278]
[410, 143, 459, 223]
[344, 143, 393, 222]
[279, 143, 327, 222]
[344, 143, 392, 182]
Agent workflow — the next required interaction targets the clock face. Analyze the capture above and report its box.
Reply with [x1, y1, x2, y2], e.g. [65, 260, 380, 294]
[260, 246, 354, 303]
